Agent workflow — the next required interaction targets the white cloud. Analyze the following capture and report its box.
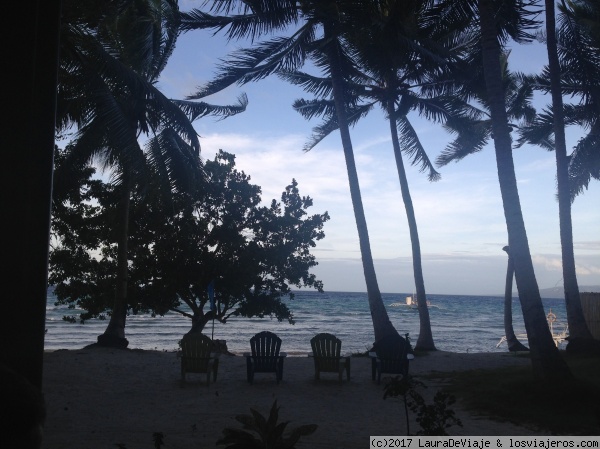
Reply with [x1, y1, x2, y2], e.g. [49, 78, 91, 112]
[153, 29, 600, 296]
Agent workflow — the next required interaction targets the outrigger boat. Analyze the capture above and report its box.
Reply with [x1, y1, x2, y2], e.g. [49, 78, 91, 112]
[390, 294, 434, 308]
[496, 309, 569, 348]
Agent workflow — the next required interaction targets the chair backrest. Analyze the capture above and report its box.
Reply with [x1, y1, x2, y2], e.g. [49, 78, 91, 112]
[249, 331, 282, 371]
[310, 333, 342, 371]
[181, 333, 212, 372]
[373, 334, 409, 375]
[250, 331, 281, 356]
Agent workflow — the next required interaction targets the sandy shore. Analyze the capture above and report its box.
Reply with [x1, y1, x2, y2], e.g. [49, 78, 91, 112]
[41, 348, 544, 448]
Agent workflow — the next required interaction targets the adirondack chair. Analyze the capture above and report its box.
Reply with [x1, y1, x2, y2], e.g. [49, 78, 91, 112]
[180, 333, 219, 386]
[309, 333, 350, 382]
[244, 331, 286, 384]
[371, 334, 411, 385]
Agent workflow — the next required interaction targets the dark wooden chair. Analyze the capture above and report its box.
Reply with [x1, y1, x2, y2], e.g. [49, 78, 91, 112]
[309, 333, 350, 382]
[244, 331, 286, 384]
[180, 333, 219, 386]
[371, 334, 411, 385]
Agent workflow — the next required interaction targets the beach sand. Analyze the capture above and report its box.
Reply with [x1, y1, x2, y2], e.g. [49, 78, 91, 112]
[41, 348, 544, 449]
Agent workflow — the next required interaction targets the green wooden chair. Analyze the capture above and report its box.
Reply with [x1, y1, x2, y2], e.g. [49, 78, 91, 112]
[244, 331, 286, 384]
[180, 333, 219, 386]
[310, 333, 350, 382]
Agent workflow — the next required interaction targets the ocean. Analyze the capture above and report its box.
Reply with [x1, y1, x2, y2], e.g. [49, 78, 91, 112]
[44, 290, 569, 354]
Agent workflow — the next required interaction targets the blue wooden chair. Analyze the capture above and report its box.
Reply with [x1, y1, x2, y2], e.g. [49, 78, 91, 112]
[244, 331, 286, 384]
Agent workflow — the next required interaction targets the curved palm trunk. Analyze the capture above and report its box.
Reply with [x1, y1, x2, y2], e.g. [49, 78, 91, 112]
[479, 0, 571, 380]
[97, 182, 131, 348]
[502, 246, 529, 351]
[386, 99, 436, 351]
[544, 0, 593, 348]
[324, 21, 398, 343]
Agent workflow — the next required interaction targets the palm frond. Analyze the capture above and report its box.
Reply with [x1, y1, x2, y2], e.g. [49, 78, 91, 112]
[278, 71, 333, 98]
[302, 119, 337, 152]
[437, 116, 490, 167]
[396, 116, 441, 182]
[516, 107, 555, 151]
[188, 24, 316, 98]
[172, 93, 248, 122]
[569, 132, 600, 200]
[297, 100, 374, 152]
[292, 98, 335, 122]
[145, 128, 203, 196]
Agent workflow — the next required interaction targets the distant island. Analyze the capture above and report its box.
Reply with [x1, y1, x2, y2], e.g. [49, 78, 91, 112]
[536, 285, 600, 299]
[494, 285, 600, 299]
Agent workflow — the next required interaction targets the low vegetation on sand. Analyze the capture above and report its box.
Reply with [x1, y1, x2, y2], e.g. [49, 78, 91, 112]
[439, 353, 600, 435]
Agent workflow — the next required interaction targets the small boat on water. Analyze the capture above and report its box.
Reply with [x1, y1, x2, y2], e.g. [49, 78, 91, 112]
[390, 294, 435, 308]
[496, 309, 569, 348]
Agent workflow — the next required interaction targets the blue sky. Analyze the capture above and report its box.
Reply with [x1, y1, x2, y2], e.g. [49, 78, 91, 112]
[156, 8, 599, 295]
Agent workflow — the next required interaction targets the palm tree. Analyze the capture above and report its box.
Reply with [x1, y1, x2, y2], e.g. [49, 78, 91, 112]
[433, 0, 571, 379]
[276, 0, 474, 350]
[57, 0, 247, 347]
[431, 19, 540, 356]
[542, 0, 593, 348]
[502, 246, 529, 351]
[179, 0, 400, 342]
[477, 0, 571, 379]
[558, 0, 600, 198]
[518, 0, 597, 348]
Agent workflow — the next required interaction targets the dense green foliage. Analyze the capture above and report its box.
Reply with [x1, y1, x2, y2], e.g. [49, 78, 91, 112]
[49, 148, 329, 332]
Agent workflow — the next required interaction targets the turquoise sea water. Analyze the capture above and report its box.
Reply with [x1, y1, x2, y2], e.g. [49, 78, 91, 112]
[44, 290, 569, 354]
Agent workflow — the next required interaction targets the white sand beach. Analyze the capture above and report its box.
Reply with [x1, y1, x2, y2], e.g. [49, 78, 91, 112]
[41, 348, 545, 449]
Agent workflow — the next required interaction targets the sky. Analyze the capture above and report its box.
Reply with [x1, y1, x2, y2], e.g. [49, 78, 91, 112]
[155, 5, 599, 296]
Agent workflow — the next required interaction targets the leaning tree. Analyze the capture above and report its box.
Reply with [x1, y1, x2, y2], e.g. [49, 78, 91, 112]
[432, 0, 571, 379]
[517, 0, 597, 349]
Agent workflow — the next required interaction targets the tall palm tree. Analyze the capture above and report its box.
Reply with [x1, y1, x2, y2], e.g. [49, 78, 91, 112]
[477, 0, 571, 379]
[432, 21, 541, 356]
[57, 0, 247, 347]
[542, 0, 593, 347]
[179, 0, 399, 341]
[276, 0, 474, 350]
[433, 0, 572, 379]
[519, 0, 598, 348]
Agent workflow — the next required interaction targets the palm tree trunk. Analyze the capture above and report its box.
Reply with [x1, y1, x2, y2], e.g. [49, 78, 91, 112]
[502, 246, 529, 351]
[97, 182, 131, 348]
[324, 20, 398, 343]
[544, 0, 593, 348]
[479, 0, 571, 380]
[386, 99, 436, 351]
